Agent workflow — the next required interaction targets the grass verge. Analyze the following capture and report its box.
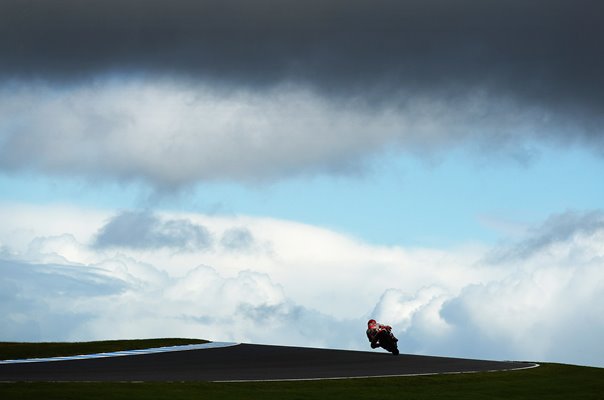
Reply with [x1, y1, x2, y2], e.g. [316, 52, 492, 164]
[0, 338, 208, 361]
[0, 340, 602, 399]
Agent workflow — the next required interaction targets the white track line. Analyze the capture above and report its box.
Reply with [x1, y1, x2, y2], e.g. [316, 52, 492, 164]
[0, 342, 240, 364]
[214, 362, 541, 382]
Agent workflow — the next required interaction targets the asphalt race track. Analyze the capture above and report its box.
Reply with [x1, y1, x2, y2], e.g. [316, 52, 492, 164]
[0, 343, 537, 382]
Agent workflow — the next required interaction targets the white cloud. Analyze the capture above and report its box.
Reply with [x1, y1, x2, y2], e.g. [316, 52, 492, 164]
[438, 253, 604, 365]
[372, 287, 450, 333]
[1, 204, 603, 366]
[372, 212, 604, 365]
[0, 259, 127, 341]
[0, 79, 580, 188]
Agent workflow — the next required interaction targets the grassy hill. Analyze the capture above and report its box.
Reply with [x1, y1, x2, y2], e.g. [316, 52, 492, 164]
[0, 338, 208, 361]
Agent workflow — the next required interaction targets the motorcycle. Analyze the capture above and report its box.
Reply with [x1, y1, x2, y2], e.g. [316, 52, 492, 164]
[373, 326, 399, 355]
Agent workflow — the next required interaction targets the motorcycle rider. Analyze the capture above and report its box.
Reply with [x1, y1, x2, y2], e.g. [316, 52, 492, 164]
[366, 319, 398, 349]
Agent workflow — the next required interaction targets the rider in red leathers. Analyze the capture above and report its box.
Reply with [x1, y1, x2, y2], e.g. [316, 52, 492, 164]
[366, 319, 399, 354]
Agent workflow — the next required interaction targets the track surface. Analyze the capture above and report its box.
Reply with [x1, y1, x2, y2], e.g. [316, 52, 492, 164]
[0, 343, 536, 382]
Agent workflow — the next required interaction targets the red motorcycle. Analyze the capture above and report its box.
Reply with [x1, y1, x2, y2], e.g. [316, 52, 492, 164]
[369, 322, 399, 355]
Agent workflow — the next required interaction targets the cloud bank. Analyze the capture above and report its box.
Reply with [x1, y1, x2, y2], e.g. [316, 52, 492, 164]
[1, 205, 603, 366]
[2, 0, 603, 107]
[0, 0, 603, 187]
[1, 79, 598, 187]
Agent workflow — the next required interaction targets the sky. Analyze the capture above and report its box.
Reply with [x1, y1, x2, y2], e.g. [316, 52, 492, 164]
[1, 0, 603, 367]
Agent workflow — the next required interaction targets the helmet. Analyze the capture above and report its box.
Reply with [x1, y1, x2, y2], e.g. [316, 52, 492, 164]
[367, 319, 377, 326]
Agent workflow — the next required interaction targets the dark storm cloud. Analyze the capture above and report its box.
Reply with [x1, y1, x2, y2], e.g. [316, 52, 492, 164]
[1, 0, 603, 108]
[1, 0, 603, 188]
[94, 210, 213, 250]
